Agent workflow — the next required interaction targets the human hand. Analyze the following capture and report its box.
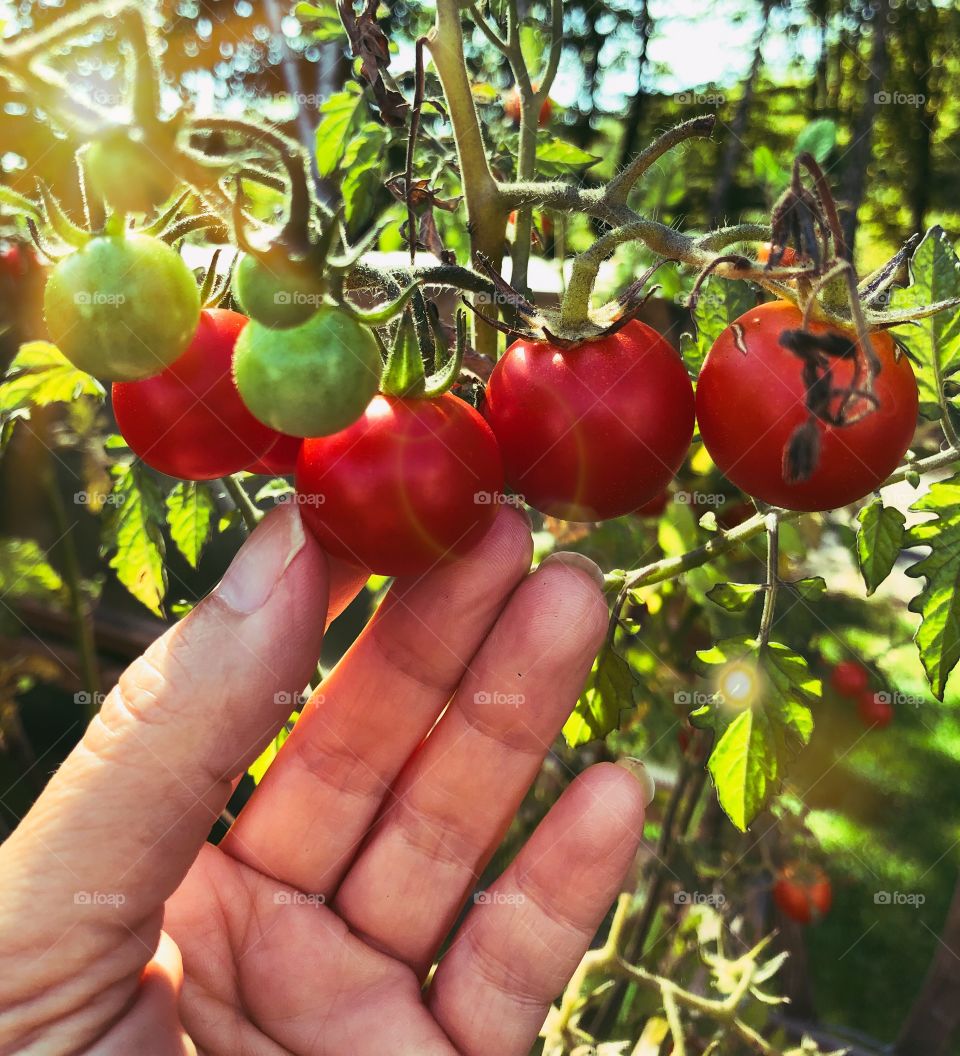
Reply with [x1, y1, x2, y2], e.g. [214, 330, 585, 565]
[0, 505, 648, 1056]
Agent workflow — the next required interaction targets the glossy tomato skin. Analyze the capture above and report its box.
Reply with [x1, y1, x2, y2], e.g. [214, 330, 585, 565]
[247, 432, 303, 476]
[857, 691, 894, 729]
[757, 243, 797, 266]
[484, 320, 695, 521]
[113, 309, 277, 480]
[773, 868, 832, 924]
[830, 660, 869, 697]
[296, 393, 504, 576]
[635, 489, 671, 518]
[696, 301, 918, 511]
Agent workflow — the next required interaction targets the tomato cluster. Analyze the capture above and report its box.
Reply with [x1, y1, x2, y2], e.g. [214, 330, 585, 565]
[773, 865, 833, 924]
[43, 225, 920, 578]
[829, 660, 893, 728]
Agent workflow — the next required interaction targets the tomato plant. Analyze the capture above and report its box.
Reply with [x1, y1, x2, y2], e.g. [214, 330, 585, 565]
[773, 867, 833, 924]
[696, 301, 919, 511]
[483, 321, 695, 521]
[233, 305, 382, 437]
[830, 660, 870, 697]
[296, 393, 503, 576]
[112, 308, 278, 480]
[43, 234, 200, 381]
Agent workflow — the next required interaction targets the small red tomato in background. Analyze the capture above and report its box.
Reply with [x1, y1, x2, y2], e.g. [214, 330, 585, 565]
[756, 243, 798, 266]
[247, 432, 303, 476]
[830, 660, 870, 698]
[635, 489, 671, 518]
[857, 691, 894, 729]
[696, 301, 918, 511]
[296, 393, 504, 577]
[504, 85, 552, 126]
[113, 309, 277, 480]
[484, 321, 695, 521]
[773, 866, 833, 924]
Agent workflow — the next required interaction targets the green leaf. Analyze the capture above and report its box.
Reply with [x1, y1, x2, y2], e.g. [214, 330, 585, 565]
[752, 144, 785, 190]
[0, 342, 104, 414]
[296, 0, 343, 42]
[707, 582, 763, 612]
[856, 498, 905, 595]
[102, 463, 167, 617]
[166, 482, 216, 569]
[789, 576, 827, 601]
[697, 638, 817, 831]
[254, 478, 295, 503]
[0, 538, 65, 603]
[248, 711, 299, 784]
[794, 119, 837, 164]
[905, 473, 960, 698]
[563, 641, 640, 747]
[314, 84, 365, 178]
[890, 227, 960, 413]
[340, 123, 389, 229]
[535, 133, 598, 177]
[681, 278, 756, 374]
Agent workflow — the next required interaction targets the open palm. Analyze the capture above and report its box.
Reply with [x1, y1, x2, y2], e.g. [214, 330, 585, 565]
[0, 506, 647, 1056]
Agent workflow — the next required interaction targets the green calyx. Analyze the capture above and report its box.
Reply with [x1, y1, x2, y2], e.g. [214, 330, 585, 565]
[380, 309, 466, 399]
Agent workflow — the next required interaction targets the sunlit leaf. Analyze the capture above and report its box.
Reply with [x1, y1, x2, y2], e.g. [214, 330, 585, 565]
[103, 463, 167, 617]
[707, 582, 763, 612]
[856, 498, 905, 595]
[166, 482, 216, 569]
[563, 640, 640, 747]
[0, 538, 65, 604]
[0, 342, 104, 414]
[681, 278, 756, 374]
[314, 84, 365, 178]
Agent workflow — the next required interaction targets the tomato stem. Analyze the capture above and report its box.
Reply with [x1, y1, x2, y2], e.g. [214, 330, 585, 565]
[222, 475, 262, 533]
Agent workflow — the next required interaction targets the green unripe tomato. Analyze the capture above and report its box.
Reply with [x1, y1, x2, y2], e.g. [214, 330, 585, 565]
[44, 234, 201, 381]
[233, 253, 323, 329]
[84, 127, 177, 216]
[233, 306, 382, 437]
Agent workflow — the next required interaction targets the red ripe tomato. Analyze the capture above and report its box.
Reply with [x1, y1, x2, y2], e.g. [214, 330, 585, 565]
[696, 301, 918, 511]
[504, 86, 552, 126]
[247, 432, 303, 476]
[773, 867, 832, 924]
[757, 243, 798, 266]
[857, 691, 894, 729]
[830, 660, 869, 698]
[113, 309, 277, 480]
[484, 321, 695, 521]
[635, 489, 671, 518]
[296, 393, 504, 576]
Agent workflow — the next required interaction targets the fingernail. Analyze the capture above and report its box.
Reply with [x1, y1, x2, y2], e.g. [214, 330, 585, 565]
[217, 505, 306, 614]
[538, 550, 604, 590]
[616, 757, 656, 807]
